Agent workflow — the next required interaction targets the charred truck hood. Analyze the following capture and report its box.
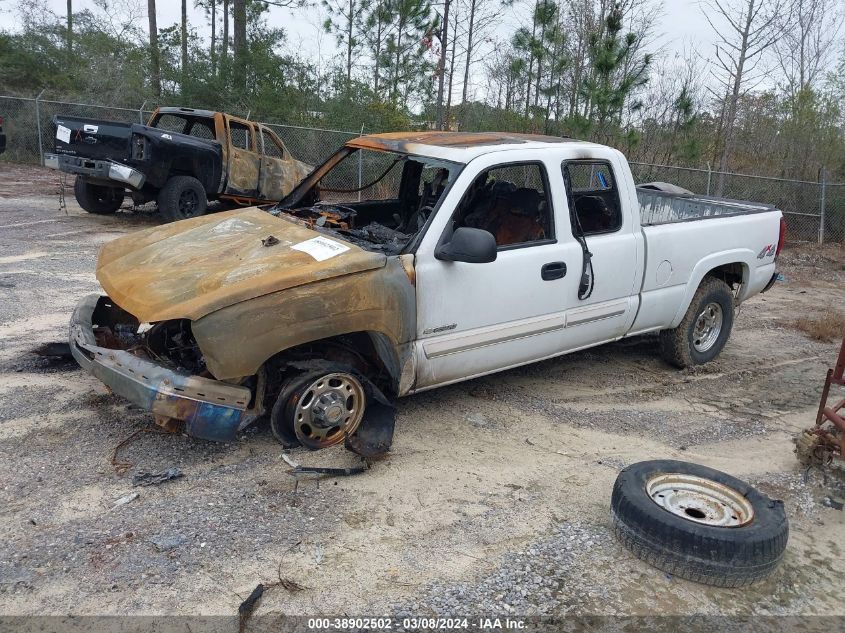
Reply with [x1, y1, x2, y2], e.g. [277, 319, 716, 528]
[97, 207, 388, 322]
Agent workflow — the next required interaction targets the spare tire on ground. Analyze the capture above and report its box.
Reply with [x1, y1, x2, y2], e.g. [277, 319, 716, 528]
[611, 460, 788, 587]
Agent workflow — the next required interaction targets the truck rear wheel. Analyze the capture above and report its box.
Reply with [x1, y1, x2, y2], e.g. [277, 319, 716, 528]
[660, 276, 734, 368]
[158, 175, 207, 222]
[73, 178, 123, 214]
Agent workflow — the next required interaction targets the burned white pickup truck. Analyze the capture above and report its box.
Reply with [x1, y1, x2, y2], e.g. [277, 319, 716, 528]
[70, 132, 785, 455]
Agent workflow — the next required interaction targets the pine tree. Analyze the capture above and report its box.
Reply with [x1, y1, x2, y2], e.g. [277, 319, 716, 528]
[580, 3, 651, 141]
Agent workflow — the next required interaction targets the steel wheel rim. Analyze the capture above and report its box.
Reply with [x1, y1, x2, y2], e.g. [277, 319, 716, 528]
[292, 372, 366, 449]
[178, 190, 199, 217]
[646, 473, 754, 527]
[692, 302, 723, 352]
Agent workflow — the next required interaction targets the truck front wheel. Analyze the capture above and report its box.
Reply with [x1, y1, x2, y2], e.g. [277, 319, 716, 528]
[73, 178, 123, 214]
[270, 364, 367, 450]
[660, 276, 734, 368]
[157, 175, 208, 222]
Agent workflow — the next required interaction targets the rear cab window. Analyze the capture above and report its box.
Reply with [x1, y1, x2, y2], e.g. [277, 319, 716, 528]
[151, 114, 216, 140]
[562, 161, 622, 235]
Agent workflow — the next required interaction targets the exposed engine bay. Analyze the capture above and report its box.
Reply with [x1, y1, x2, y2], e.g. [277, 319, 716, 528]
[90, 298, 208, 376]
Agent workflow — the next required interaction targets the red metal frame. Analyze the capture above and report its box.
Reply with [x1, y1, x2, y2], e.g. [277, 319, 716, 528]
[816, 337, 845, 457]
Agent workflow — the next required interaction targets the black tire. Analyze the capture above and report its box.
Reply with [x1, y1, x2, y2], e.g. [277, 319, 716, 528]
[157, 175, 207, 222]
[660, 276, 734, 368]
[611, 460, 788, 587]
[73, 177, 123, 214]
[270, 373, 304, 448]
[270, 363, 368, 451]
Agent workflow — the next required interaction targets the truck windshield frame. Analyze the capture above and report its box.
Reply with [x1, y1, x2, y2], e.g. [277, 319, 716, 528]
[275, 146, 464, 256]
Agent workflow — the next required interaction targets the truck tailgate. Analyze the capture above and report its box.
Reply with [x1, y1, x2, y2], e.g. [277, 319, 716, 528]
[53, 115, 132, 161]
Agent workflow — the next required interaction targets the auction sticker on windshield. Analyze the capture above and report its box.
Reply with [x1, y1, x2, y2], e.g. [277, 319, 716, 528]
[292, 236, 351, 261]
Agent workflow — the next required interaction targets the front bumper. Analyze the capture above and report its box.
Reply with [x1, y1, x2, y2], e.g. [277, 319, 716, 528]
[45, 153, 145, 189]
[70, 294, 253, 442]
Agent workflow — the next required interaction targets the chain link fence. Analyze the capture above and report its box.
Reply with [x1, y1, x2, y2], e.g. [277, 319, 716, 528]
[1, 94, 842, 243]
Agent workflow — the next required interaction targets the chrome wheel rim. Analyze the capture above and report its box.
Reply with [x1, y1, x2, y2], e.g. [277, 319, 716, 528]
[692, 302, 723, 352]
[646, 473, 754, 527]
[292, 372, 366, 449]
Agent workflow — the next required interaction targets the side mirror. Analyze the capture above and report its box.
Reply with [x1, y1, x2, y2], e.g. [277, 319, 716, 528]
[435, 227, 497, 263]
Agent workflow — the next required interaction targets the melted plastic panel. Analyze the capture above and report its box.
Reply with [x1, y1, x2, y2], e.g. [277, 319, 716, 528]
[191, 258, 416, 381]
[96, 208, 386, 322]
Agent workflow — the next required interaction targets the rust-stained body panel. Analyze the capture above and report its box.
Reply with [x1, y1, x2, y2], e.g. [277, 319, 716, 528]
[96, 207, 388, 323]
[192, 257, 416, 380]
[259, 156, 312, 201]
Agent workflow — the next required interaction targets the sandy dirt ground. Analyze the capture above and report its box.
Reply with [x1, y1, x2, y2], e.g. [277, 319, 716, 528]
[0, 166, 844, 621]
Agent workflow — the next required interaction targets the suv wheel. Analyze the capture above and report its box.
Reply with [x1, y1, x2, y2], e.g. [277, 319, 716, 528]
[158, 175, 208, 222]
[73, 178, 123, 214]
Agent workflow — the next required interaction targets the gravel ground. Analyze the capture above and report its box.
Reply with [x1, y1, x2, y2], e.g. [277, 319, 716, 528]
[0, 166, 844, 623]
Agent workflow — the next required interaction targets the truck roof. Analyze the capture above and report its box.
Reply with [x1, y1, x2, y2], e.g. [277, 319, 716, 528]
[346, 131, 602, 163]
[156, 106, 218, 118]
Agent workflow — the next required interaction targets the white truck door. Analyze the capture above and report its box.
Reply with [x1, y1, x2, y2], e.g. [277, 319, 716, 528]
[414, 157, 583, 389]
[558, 156, 641, 349]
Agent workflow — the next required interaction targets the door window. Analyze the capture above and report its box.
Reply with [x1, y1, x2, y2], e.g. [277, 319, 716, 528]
[229, 121, 253, 151]
[562, 161, 622, 235]
[261, 129, 285, 158]
[452, 162, 554, 248]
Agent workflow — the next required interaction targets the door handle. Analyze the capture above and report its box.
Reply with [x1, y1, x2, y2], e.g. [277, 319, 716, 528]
[541, 261, 567, 281]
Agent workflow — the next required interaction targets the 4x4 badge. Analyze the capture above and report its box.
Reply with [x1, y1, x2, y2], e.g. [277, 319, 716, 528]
[757, 244, 775, 259]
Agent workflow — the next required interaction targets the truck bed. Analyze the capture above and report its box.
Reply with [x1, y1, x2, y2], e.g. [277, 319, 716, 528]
[637, 187, 777, 226]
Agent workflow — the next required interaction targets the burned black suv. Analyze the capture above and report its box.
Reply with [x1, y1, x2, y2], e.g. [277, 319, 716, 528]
[45, 107, 311, 221]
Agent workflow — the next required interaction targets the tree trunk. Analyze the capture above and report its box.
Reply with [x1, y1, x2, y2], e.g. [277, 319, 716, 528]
[66, 0, 73, 55]
[445, 8, 458, 128]
[223, 0, 230, 65]
[525, 2, 538, 119]
[392, 25, 403, 103]
[460, 0, 477, 105]
[211, 0, 217, 76]
[373, 14, 383, 97]
[715, 0, 754, 195]
[534, 11, 545, 111]
[435, 0, 451, 130]
[233, 0, 247, 90]
[181, 0, 188, 88]
[148, 0, 161, 97]
[346, 0, 354, 96]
